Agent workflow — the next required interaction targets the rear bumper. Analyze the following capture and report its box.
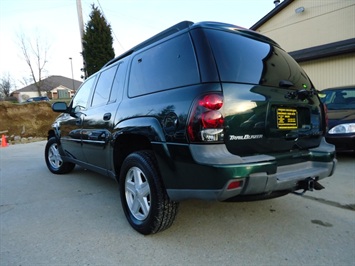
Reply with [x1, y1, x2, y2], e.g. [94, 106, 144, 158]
[164, 138, 337, 201]
[167, 159, 336, 201]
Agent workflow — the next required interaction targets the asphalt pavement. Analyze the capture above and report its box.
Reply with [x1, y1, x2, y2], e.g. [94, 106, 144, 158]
[0, 141, 354, 265]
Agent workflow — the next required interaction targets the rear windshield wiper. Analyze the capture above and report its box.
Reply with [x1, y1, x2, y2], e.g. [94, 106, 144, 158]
[280, 80, 317, 101]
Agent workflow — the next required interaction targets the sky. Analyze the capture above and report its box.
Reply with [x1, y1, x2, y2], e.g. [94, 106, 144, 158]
[0, 0, 279, 89]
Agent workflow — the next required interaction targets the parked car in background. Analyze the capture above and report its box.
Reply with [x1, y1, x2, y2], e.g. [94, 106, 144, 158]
[319, 85, 355, 153]
[26, 96, 50, 102]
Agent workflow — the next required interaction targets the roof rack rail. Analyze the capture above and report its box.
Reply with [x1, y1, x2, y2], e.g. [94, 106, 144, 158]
[103, 20, 194, 68]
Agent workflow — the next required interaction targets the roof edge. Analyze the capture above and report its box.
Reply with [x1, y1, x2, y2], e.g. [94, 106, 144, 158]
[289, 38, 355, 62]
[250, 0, 294, 30]
[104, 21, 193, 68]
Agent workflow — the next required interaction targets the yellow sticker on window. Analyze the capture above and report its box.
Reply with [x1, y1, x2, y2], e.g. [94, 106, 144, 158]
[277, 108, 298, 129]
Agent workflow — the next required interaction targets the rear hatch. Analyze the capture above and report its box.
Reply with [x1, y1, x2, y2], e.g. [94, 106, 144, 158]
[204, 27, 325, 156]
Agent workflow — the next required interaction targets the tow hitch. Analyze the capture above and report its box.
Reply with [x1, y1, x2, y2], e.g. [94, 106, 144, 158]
[293, 177, 325, 196]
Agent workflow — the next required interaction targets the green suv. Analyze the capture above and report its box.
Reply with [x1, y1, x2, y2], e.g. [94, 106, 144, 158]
[45, 21, 337, 235]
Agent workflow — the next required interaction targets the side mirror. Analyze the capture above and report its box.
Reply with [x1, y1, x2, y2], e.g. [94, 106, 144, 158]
[52, 102, 68, 113]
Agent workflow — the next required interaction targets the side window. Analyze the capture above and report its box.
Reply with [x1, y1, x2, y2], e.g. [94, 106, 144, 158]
[72, 75, 97, 110]
[129, 32, 199, 97]
[91, 65, 118, 107]
[109, 62, 126, 103]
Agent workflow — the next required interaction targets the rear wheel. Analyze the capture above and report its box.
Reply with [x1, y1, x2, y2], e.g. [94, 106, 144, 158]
[45, 137, 75, 174]
[119, 150, 179, 235]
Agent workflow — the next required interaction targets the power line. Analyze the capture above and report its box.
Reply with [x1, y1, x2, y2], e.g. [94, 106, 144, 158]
[261, 3, 355, 34]
[96, 0, 125, 51]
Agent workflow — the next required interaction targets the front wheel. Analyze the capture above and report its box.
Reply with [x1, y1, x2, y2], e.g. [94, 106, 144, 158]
[45, 137, 75, 174]
[119, 150, 179, 235]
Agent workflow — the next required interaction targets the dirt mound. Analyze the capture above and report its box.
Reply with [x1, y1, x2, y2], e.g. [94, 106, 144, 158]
[0, 101, 59, 139]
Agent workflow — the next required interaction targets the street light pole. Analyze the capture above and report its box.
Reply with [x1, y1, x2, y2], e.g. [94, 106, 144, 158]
[69, 57, 75, 95]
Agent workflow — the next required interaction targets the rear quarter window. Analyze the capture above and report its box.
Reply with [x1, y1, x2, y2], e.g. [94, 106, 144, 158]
[128, 33, 199, 97]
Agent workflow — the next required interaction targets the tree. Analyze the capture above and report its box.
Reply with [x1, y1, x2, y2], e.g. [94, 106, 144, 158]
[0, 73, 13, 99]
[18, 31, 50, 96]
[82, 4, 115, 77]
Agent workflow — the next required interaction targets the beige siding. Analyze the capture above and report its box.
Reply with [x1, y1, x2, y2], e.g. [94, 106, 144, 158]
[256, 0, 355, 52]
[300, 53, 355, 90]
[253, 0, 355, 90]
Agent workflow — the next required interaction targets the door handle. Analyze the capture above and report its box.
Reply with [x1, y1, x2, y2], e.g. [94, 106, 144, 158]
[103, 113, 111, 121]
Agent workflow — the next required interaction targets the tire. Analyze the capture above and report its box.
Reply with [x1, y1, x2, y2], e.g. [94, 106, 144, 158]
[119, 150, 179, 235]
[45, 137, 75, 174]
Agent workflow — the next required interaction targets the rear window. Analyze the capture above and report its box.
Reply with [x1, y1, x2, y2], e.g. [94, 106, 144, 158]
[128, 33, 199, 97]
[205, 29, 312, 89]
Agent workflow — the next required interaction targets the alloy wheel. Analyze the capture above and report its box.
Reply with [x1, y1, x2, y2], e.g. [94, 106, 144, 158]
[48, 143, 63, 170]
[125, 166, 151, 221]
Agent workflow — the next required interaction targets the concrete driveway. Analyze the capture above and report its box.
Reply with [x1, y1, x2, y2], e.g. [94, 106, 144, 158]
[0, 141, 354, 265]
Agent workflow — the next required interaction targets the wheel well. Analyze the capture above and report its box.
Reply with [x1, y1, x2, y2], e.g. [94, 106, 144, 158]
[113, 134, 152, 179]
[47, 130, 55, 140]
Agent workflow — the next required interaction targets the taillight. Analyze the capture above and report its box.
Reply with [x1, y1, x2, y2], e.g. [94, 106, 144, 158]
[199, 94, 223, 110]
[201, 111, 224, 128]
[188, 93, 224, 142]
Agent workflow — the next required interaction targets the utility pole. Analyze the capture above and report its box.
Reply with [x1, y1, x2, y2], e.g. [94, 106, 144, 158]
[69, 57, 75, 94]
[76, 0, 88, 79]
